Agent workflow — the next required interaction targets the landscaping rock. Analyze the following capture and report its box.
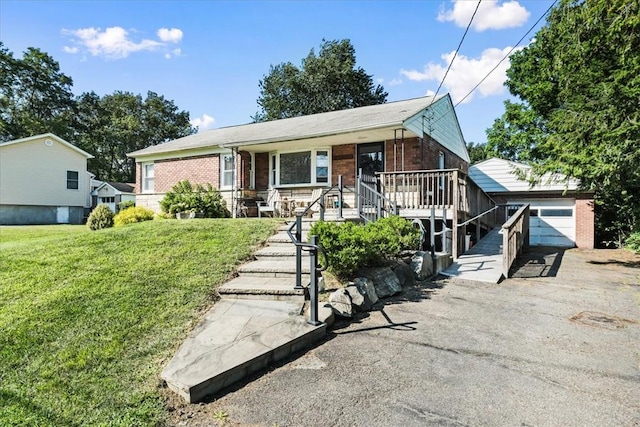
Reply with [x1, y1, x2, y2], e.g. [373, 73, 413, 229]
[352, 277, 379, 308]
[318, 303, 335, 327]
[391, 259, 414, 288]
[361, 267, 402, 298]
[410, 251, 433, 281]
[328, 289, 353, 318]
[345, 285, 368, 311]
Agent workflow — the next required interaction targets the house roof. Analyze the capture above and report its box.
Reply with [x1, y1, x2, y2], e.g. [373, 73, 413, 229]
[128, 95, 468, 160]
[93, 181, 136, 194]
[469, 157, 580, 193]
[0, 133, 94, 158]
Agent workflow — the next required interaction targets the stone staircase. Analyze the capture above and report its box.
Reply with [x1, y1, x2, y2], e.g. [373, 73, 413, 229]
[218, 219, 315, 300]
[161, 217, 327, 403]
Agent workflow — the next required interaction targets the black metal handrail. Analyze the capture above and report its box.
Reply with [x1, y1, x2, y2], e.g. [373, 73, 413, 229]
[284, 177, 345, 325]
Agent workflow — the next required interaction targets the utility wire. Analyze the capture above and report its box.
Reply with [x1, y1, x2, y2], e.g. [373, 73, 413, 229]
[453, 0, 558, 107]
[432, 0, 482, 101]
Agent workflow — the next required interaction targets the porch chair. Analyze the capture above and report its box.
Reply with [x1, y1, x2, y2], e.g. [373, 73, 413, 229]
[257, 188, 281, 217]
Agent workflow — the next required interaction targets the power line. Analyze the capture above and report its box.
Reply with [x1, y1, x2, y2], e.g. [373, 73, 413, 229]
[432, 0, 482, 101]
[454, 0, 558, 107]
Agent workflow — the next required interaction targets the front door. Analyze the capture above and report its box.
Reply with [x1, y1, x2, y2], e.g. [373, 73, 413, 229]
[357, 142, 384, 177]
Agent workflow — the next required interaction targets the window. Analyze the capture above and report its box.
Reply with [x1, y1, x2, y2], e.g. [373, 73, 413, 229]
[143, 163, 154, 192]
[248, 153, 255, 189]
[540, 209, 573, 217]
[221, 154, 234, 189]
[100, 196, 115, 204]
[66, 171, 79, 190]
[270, 149, 331, 186]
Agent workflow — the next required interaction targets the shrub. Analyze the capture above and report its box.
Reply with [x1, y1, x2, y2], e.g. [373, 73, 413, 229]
[87, 204, 114, 230]
[114, 206, 155, 227]
[159, 180, 230, 218]
[309, 216, 421, 278]
[118, 200, 135, 211]
[626, 231, 640, 254]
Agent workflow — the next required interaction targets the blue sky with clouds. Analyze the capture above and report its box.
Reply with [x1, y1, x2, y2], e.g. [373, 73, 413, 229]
[1, 0, 555, 143]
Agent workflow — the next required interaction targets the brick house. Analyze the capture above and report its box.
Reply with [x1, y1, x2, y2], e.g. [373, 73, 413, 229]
[469, 158, 595, 248]
[128, 95, 471, 211]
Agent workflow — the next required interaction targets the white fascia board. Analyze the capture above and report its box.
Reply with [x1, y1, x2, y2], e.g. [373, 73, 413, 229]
[132, 146, 232, 163]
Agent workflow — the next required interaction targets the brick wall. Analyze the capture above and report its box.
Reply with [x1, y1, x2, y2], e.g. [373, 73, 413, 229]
[575, 197, 595, 249]
[255, 152, 270, 190]
[332, 144, 356, 186]
[384, 136, 468, 172]
[154, 154, 220, 192]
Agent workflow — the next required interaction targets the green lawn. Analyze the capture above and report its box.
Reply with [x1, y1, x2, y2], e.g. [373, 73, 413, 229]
[0, 219, 280, 426]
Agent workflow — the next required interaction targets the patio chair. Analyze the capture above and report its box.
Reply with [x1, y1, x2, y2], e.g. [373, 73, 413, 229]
[257, 188, 281, 217]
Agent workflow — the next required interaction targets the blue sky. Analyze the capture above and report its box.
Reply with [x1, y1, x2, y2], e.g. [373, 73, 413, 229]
[1, 0, 555, 143]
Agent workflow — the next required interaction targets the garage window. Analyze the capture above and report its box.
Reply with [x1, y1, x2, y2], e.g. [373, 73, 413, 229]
[540, 209, 573, 217]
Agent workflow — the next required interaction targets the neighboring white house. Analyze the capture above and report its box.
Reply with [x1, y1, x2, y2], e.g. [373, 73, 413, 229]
[91, 182, 136, 213]
[0, 133, 94, 225]
[469, 158, 595, 248]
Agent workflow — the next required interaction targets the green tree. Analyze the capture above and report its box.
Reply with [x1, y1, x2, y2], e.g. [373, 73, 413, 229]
[466, 141, 491, 165]
[0, 42, 75, 141]
[487, 0, 640, 245]
[254, 39, 387, 121]
[73, 91, 195, 182]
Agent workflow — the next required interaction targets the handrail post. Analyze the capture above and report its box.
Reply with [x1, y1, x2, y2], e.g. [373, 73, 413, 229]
[308, 235, 321, 326]
[430, 204, 436, 257]
[442, 208, 448, 254]
[319, 194, 325, 222]
[356, 168, 362, 218]
[294, 213, 303, 290]
[337, 175, 343, 219]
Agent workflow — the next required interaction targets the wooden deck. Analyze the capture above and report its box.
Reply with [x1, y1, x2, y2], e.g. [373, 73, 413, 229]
[440, 227, 504, 283]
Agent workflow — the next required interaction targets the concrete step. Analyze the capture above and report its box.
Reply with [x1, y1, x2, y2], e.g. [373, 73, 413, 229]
[218, 276, 305, 301]
[267, 231, 308, 244]
[161, 299, 326, 403]
[238, 259, 311, 278]
[254, 245, 309, 259]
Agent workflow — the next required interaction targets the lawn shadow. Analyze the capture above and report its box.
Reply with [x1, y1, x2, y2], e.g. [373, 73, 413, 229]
[588, 259, 640, 268]
[510, 246, 566, 278]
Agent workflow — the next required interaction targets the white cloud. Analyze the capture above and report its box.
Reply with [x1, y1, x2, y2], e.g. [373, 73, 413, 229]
[376, 78, 384, 84]
[191, 114, 215, 131]
[400, 46, 520, 104]
[388, 78, 403, 86]
[62, 26, 184, 60]
[157, 28, 183, 43]
[438, 0, 530, 31]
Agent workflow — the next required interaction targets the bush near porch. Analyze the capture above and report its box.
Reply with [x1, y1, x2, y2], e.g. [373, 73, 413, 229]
[310, 216, 421, 278]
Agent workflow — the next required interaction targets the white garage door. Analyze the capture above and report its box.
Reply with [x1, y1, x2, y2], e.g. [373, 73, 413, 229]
[507, 199, 575, 247]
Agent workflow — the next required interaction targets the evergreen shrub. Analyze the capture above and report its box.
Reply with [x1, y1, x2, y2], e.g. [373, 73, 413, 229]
[87, 204, 114, 230]
[159, 180, 230, 218]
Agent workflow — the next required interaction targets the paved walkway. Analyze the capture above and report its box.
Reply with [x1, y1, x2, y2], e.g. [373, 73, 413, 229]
[441, 227, 504, 283]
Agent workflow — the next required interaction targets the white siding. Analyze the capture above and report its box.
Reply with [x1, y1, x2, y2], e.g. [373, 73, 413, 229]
[0, 135, 89, 207]
[469, 158, 578, 193]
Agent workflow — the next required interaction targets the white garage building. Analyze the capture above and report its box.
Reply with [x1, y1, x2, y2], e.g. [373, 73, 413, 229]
[469, 158, 595, 249]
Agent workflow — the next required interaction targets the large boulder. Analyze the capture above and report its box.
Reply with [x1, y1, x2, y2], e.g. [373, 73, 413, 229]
[360, 267, 402, 298]
[318, 303, 335, 327]
[391, 259, 414, 288]
[328, 289, 353, 318]
[410, 251, 433, 281]
[345, 285, 368, 311]
[352, 277, 379, 308]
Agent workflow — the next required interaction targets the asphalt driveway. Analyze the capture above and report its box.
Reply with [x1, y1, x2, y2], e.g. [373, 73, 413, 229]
[168, 248, 640, 427]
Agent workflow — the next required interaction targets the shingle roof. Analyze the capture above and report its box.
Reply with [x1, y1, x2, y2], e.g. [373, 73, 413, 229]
[108, 182, 135, 193]
[128, 95, 443, 157]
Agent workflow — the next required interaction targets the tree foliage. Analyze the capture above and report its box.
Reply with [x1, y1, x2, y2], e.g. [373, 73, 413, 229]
[73, 91, 195, 182]
[0, 42, 75, 140]
[486, 0, 640, 245]
[254, 39, 387, 121]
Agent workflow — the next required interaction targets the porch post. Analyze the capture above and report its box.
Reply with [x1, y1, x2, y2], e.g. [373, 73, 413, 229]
[356, 168, 362, 218]
[452, 170, 459, 260]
